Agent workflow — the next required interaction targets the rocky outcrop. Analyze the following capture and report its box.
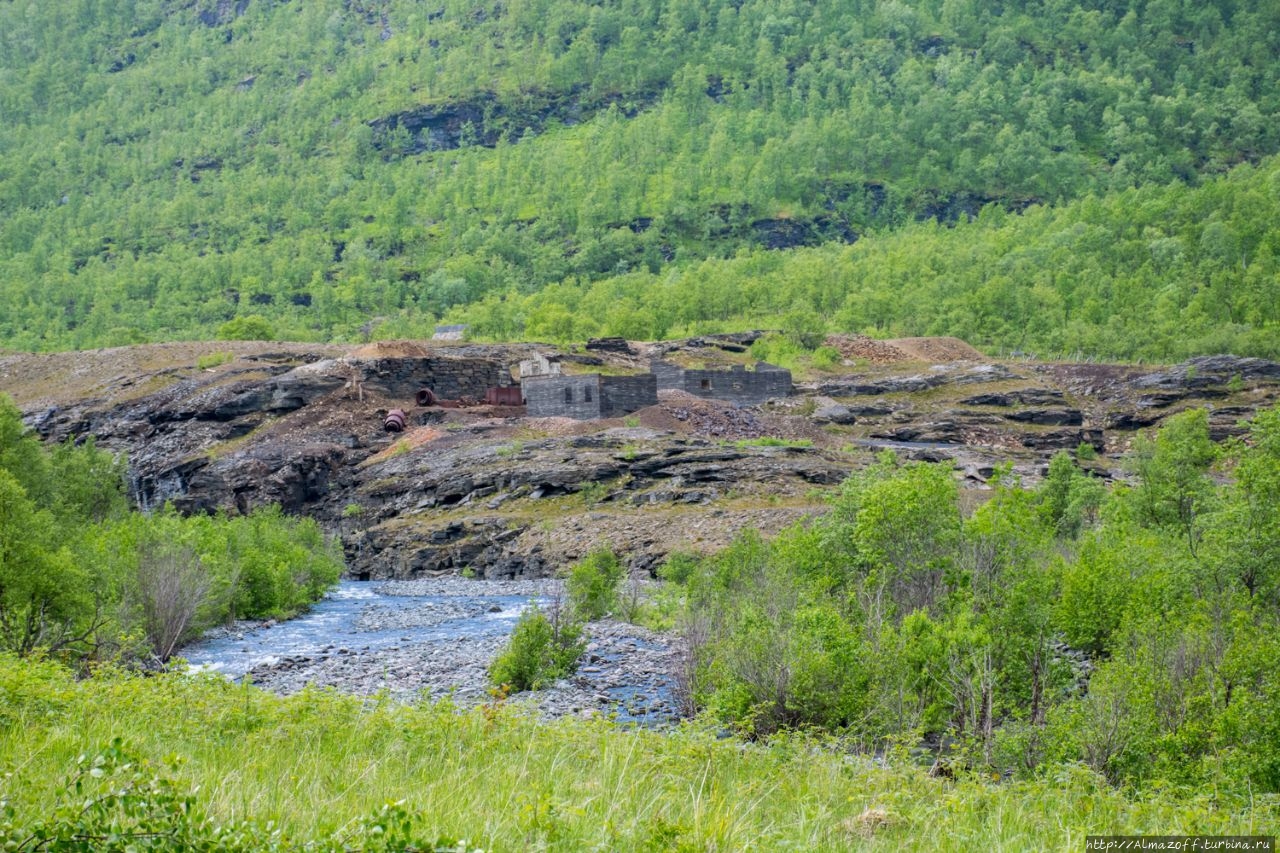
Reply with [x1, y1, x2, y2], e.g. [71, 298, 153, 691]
[1004, 408, 1083, 426]
[9, 338, 1280, 585]
[344, 432, 850, 580]
[961, 389, 1065, 407]
[369, 87, 660, 155]
[817, 363, 1018, 396]
[812, 403, 857, 425]
[750, 216, 858, 251]
[1132, 355, 1280, 391]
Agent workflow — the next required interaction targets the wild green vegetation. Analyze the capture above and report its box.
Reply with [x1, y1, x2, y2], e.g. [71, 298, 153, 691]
[565, 547, 626, 621]
[4, 0, 1280, 845]
[489, 547, 624, 692]
[2, 656, 1274, 851]
[456, 160, 1280, 360]
[0, 396, 341, 664]
[664, 405, 1280, 793]
[2, 0, 1278, 358]
[488, 605, 585, 693]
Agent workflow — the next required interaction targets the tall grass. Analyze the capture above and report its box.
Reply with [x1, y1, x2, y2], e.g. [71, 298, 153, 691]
[0, 656, 1272, 851]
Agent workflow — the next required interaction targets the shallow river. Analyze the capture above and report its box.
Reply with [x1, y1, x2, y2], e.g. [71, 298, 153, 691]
[182, 579, 680, 725]
[182, 580, 534, 679]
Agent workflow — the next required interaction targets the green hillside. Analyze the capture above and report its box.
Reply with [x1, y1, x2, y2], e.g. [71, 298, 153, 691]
[1, 0, 1278, 354]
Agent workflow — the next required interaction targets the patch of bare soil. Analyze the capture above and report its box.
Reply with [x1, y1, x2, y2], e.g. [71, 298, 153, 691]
[824, 335, 913, 364]
[0, 341, 345, 409]
[347, 340, 435, 359]
[884, 337, 986, 362]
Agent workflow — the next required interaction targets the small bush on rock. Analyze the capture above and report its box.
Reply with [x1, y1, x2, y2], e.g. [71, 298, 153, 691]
[489, 604, 585, 692]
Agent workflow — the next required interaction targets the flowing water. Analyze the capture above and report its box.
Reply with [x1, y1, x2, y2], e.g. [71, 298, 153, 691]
[182, 580, 535, 679]
[182, 580, 680, 725]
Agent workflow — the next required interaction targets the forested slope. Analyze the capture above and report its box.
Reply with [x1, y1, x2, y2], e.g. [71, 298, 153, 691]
[1, 0, 1277, 354]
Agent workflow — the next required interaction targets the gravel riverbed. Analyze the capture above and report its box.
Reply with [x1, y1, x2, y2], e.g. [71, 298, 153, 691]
[188, 579, 684, 725]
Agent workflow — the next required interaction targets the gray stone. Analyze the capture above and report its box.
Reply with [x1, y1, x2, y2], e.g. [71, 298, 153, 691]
[812, 403, 857, 424]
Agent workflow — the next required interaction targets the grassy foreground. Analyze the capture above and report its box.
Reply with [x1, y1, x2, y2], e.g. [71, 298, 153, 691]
[0, 657, 1273, 852]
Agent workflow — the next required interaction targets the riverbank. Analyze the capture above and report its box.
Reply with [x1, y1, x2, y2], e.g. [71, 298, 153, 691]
[181, 578, 682, 724]
[2, 655, 1269, 851]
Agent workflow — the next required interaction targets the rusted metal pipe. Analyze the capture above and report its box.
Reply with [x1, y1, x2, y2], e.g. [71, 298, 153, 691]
[384, 408, 406, 432]
[416, 388, 436, 406]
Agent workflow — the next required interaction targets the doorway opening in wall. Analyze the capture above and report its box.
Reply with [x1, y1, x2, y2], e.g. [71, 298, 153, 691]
[700, 379, 711, 389]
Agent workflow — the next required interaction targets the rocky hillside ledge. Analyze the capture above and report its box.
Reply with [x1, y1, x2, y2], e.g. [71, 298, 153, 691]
[5, 338, 1278, 580]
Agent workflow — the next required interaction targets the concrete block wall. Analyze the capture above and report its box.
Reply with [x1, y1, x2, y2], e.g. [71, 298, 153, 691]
[522, 374, 602, 419]
[650, 359, 791, 405]
[600, 374, 659, 417]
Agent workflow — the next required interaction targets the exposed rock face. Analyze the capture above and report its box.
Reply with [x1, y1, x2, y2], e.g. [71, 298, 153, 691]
[750, 216, 858, 250]
[345, 433, 849, 580]
[812, 403, 857, 425]
[369, 88, 660, 155]
[1004, 408, 1083, 426]
[1132, 355, 1280, 390]
[197, 0, 251, 28]
[7, 340, 1279, 583]
[817, 363, 1018, 396]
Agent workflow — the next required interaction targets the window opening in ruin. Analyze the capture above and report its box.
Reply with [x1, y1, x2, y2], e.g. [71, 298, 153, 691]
[700, 379, 711, 390]
[584, 385, 593, 402]
[564, 387, 573, 404]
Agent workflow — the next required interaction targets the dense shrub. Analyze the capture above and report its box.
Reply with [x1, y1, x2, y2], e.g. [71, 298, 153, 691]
[565, 548, 625, 621]
[672, 405, 1280, 790]
[0, 396, 341, 664]
[488, 605, 585, 692]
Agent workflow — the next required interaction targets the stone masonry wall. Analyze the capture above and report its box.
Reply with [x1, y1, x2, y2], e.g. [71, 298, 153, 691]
[357, 357, 512, 400]
[522, 373, 658, 419]
[649, 360, 685, 390]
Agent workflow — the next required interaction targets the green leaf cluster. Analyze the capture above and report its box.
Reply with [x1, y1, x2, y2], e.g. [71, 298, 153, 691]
[564, 547, 625, 620]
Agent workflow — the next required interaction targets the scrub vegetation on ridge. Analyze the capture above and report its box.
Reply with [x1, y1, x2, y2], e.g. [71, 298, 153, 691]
[0, 0, 1278, 358]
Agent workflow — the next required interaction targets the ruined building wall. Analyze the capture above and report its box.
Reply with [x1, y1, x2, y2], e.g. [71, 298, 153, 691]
[522, 373, 658, 419]
[650, 360, 792, 405]
[649, 360, 685, 390]
[522, 374, 602, 419]
[357, 357, 511, 399]
[600, 374, 659, 418]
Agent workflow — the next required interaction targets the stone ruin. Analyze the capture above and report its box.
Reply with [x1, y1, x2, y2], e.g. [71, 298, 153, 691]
[650, 359, 792, 406]
[518, 355, 791, 419]
[353, 354, 515, 400]
[521, 372, 658, 420]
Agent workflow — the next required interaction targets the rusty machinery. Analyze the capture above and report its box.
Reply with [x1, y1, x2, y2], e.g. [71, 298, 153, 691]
[385, 386, 523, 430]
